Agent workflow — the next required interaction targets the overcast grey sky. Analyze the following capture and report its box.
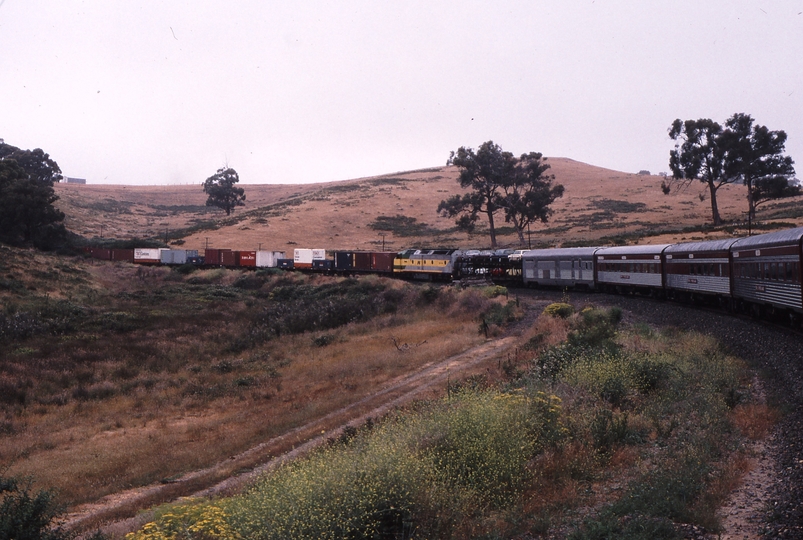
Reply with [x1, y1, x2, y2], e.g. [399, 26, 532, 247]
[1, 1, 801, 185]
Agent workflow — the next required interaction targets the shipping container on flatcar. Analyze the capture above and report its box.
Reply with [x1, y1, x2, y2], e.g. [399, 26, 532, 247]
[293, 248, 326, 270]
[160, 249, 199, 265]
[207, 248, 234, 266]
[393, 249, 462, 280]
[664, 239, 738, 302]
[371, 252, 395, 274]
[84, 247, 112, 261]
[221, 250, 236, 267]
[237, 250, 257, 267]
[522, 247, 600, 289]
[595, 244, 670, 294]
[312, 259, 334, 272]
[110, 249, 134, 263]
[255, 251, 286, 268]
[134, 248, 164, 265]
[333, 251, 396, 274]
[277, 258, 294, 269]
[730, 227, 803, 317]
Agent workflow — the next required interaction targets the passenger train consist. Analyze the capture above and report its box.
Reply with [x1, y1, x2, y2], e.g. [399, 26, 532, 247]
[84, 226, 803, 323]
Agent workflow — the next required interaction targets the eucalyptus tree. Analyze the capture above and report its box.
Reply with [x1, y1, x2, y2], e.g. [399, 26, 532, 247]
[667, 114, 797, 226]
[668, 118, 728, 225]
[203, 166, 246, 215]
[439, 141, 563, 248]
[499, 152, 564, 245]
[722, 113, 796, 220]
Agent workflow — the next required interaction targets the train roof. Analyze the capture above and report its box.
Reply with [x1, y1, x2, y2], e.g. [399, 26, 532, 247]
[522, 247, 601, 259]
[731, 227, 803, 250]
[595, 244, 671, 257]
[664, 238, 739, 254]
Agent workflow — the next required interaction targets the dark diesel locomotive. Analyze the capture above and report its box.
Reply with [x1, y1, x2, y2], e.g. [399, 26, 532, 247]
[83, 225, 803, 323]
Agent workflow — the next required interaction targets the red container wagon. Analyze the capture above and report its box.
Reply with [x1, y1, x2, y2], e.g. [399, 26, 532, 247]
[664, 239, 738, 304]
[595, 244, 670, 295]
[334, 251, 396, 274]
[221, 250, 236, 267]
[371, 252, 395, 274]
[730, 227, 803, 319]
[111, 249, 134, 263]
[204, 248, 233, 266]
[237, 250, 257, 267]
[85, 247, 112, 261]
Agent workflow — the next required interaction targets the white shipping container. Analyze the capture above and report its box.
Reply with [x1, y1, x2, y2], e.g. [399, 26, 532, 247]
[312, 249, 326, 260]
[134, 248, 164, 262]
[256, 250, 286, 268]
[294, 249, 313, 265]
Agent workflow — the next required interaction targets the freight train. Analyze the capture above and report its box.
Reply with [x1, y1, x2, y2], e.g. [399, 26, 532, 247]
[83, 225, 803, 323]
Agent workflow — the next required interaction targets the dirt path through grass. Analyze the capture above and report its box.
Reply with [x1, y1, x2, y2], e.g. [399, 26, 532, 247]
[65, 333, 520, 536]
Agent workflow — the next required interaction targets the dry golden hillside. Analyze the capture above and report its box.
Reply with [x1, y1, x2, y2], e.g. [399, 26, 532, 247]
[54, 158, 803, 252]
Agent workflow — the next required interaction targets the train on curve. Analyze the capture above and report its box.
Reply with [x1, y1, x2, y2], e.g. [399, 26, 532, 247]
[83, 226, 803, 324]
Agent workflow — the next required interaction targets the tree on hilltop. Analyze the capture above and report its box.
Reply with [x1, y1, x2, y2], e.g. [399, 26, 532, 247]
[203, 166, 246, 216]
[499, 152, 564, 245]
[0, 141, 66, 249]
[438, 141, 563, 248]
[668, 118, 728, 225]
[666, 114, 796, 225]
[722, 113, 796, 220]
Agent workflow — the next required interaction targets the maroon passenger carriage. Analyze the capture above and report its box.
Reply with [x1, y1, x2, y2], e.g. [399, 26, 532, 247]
[663, 238, 738, 306]
[730, 226, 803, 322]
[594, 244, 670, 296]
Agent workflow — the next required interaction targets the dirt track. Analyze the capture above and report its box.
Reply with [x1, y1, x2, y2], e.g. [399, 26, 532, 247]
[65, 331, 523, 537]
[66, 290, 803, 539]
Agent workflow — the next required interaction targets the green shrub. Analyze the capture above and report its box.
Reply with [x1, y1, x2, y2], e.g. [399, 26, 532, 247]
[590, 409, 637, 453]
[568, 307, 621, 349]
[0, 476, 69, 540]
[543, 302, 574, 318]
[482, 301, 519, 326]
[172, 263, 197, 275]
[211, 389, 565, 539]
[483, 285, 508, 298]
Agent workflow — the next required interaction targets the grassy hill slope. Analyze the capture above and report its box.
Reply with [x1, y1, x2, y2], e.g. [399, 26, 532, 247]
[55, 159, 802, 252]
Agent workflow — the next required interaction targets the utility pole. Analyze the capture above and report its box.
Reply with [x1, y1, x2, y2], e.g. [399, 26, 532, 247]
[379, 233, 386, 251]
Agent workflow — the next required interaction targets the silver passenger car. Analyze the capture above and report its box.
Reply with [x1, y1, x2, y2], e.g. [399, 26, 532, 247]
[522, 247, 599, 289]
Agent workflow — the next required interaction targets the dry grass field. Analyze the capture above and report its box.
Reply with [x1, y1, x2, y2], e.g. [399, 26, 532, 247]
[54, 158, 803, 252]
